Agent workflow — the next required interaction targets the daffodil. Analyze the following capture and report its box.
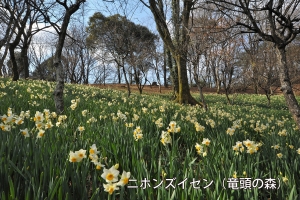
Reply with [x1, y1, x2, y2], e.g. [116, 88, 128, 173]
[202, 138, 211, 146]
[103, 182, 119, 195]
[282, 176, 288, 183]
[35, 122, 44, 129]
[226, 128, 235, 136]
[15, 117, 24, 125]
[243, 139, 253, 148]
[75, 149, 87, 160]
[37, 130, 45, 138]
[134, 133, 143, 141]
[34, 111, 44, 122]
[45, 121, 53, 129]
[101, 166, 120, 183]
[272, 144, 280, 150]
[117, 171, 131, 186]
[82, 110, 88, 117]
[69, 151, 80, 162]
[20, 128, 30, 137]
[1, 114, 8, 123]
[89, 144, 99, 155]
[94, 161, 105, 170]
[277, 153, 283, 158]
[78, 126, 85, 132]
[232, 171, 237, 178]
[161, 131, 171, 145]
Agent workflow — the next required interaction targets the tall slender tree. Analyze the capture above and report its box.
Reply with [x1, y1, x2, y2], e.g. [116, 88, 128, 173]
[29, 0, 86, 113]
[141, 0, 200, 105]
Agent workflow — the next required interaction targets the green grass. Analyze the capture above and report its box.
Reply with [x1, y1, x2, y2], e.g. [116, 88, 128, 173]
[0, 78, 299, 199]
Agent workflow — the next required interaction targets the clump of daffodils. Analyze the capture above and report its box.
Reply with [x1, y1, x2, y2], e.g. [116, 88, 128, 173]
[159, 121, 180, 146]
[155, 118, 163, 128]
[1, 108, 30, 131]
[278, 129, 287, 136]
[32, 109, 56, 138]
[226, 119, 246, 136]
[232, 139, 262, 155]
[87, 116, 97, 124]
[1, 107, 57, 138]
[125, 122, 133, 128]
[116, 110, 127, 121]
[194, 122, 205, 132]
[226, 127, 235, 136]
[56, 115, 67, 128]
[69, 149, 87, 162]
[167, 121, 180, 133]
[102, 165, 131, 195]
[133, 126, 143, 141]
[89, 144, 105, 170]
[132, 114, 139, 121]
[206, 119, 215, 128]
[195, 138, 211, 157]
[68, 144, 131, 195]
[70, 98, 80, 110]
[160, 131, 172, 146]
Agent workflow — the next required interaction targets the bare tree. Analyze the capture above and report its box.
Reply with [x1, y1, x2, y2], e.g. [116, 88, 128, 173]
[30, 33, 56, 80]
[258, 46, 279, 107]
[241, 33, 261, 94]
[208, 0, 300, 128]
[2, 0, 31, 81]
[0, 2, 17, 76]
[140, 0, 200, 105]
[29, 0, 86, 113]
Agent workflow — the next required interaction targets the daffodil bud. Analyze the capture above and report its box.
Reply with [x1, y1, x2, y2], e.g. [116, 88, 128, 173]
[114, 163, 119, 169]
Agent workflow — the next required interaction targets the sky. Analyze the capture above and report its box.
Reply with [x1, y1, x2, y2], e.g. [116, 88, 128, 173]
[8, 0, 160, 83]
[83, 0, 157, 32]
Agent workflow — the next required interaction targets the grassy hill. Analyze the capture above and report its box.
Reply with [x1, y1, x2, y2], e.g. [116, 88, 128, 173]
[0, 78, 299, 199]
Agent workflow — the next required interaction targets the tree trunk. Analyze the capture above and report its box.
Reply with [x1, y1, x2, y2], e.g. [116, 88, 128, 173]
[117, 65, 121, 84]
[53, 1, 84, 114]
[53, 16, 68, 113]
[9, 45, 19, 81]
[175, 55, 199, 105]
[163, 45, 168, 87]
[197, 84, 207, 111]
[0, 19, 16, 77]
[276, 46, 300, 129]
[0, 46, 9, 77]
[20, 44, 30, 79]
[169, 53, 178, 97]
[225, 89, 231, 105]
[122, 64, 131, 97]
[216, 80, 221, 94]
[148, 0, 199, 106]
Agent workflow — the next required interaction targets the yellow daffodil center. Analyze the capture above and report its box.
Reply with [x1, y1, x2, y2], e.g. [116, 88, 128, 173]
[108, 187, 114, 194]
[123, 178, 129, 185]
[89, 149, 95, 154]
[96, 165, 101, 170]
[71, 157, 77, 162]
[78, 153, 84, 158]
[106, 173, 114, 181]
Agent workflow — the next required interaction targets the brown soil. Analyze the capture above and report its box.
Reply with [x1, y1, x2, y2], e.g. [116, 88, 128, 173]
[90, 83, 300, 96]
